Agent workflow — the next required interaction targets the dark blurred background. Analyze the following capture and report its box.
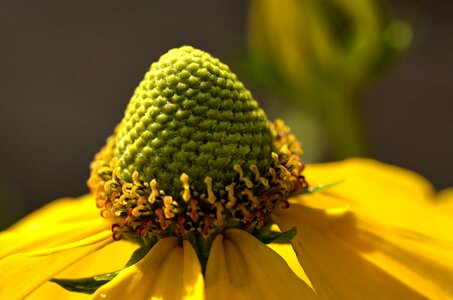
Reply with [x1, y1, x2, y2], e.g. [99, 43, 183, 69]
[0, 0, 452, 229]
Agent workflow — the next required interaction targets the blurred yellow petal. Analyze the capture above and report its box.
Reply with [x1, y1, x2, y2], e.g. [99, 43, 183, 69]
[92, 237, 204, 300]
[274, 158, 453, 299]
[10, 194, 98, 230]
[437, 188, 453, 213]
[275, 204, 427, 299]
[304, 158, 453, 243]
[29, 284, 91, 300]
[28, 239, 138, 299]
[0, 194, 107, 258]
[303, 158, 434, 213]
[205, 229, 316, 300]
[0, 219, 110, 259]
[0, 231, 112, 300]
[60, 239, 138, 277]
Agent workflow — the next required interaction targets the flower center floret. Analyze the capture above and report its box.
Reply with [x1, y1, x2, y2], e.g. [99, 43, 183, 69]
[87, 46, 307, 241]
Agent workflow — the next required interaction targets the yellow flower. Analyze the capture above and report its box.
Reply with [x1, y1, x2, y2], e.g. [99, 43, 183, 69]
[1, 159, 453, 299]
[1, 46, 452, 299]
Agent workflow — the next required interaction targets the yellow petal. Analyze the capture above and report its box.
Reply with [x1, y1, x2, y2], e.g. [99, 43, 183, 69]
[28, 285, 91, 300]
[301, 159, 453, 242]
[437, 188, 453, 213]
[301, 158, 435, 216]
[267, 242, 312, 289]
[181, 240, 205, 300]
[205, 229, 316, 300]
[0, 219, 110, 259]
[275, 159, 453, 299]
[10, 194, 98, 230]
[0, 194, 108, 258]
[92, 237, 204, 300]
[29, 240, 138, 300]
[0, 230, 112, 300]
[275, 205, 427, 299]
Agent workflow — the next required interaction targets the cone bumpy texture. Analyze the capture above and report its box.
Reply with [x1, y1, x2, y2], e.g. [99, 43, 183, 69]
[113, 46, 274, 197]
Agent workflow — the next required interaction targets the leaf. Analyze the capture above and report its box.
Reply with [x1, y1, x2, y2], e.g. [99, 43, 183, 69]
[288, 181, 342, 198]
[50, 276, 112, 294]
[50, 237, 157, 294]
[255, 227, 297, 244]
[93, 272, 119, 282]
[124, 236, 157, 267]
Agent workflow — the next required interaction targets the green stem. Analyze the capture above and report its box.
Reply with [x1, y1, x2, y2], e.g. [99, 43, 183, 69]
[320, 91, 369, 159]
[287, 86, 369, 160]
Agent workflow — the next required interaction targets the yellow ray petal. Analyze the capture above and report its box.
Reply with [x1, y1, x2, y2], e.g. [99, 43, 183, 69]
[29, 240, 138, 300]
[301, 158, 435, 218]
[60, 239, 138, 277]
[92, 237, 204, 300]
[181, 240, 205, 300]
[0, 230, 112, 300]
[10, 194, 98, 230]
[149, 240, 204, 300]
[267, 242, 312, 289]
[28, 284, 91, 300]
[437, 188, 453, 212]
[205, 229, 316, 300]
[280, 159, 453, 298]
[0, 194, 107, 258]
[0, 218, 110, 259]
[299, 159, 453, 246]
[275, 200, 453, 298]
[205, 234, 250, 300]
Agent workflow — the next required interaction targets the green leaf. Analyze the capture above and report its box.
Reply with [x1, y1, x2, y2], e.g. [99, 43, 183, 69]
[93, 271, 119, 282]
[287, 181, 342, 198]
[50, 237, 157, 294]
[255, 227, 297, 244]
[125, 236, 157, 267]
[49, 276, 112, 294]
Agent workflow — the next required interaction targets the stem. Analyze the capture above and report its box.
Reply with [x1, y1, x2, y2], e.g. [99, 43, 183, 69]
[287, 86, 369, 160]
[320, 91, 369, 159]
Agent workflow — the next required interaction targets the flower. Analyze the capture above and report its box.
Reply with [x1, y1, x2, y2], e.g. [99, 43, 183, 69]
[1, 46, 452, 299]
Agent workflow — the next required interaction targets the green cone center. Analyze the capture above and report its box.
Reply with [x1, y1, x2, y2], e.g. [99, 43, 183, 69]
[88, 46, 308, 241]
[112, 46, 274, 197]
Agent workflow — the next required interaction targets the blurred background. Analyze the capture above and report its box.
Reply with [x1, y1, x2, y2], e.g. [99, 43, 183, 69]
[0, 0, 452, 229]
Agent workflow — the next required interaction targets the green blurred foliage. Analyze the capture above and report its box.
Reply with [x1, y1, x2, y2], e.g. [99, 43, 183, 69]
[245, 0, 412, 161]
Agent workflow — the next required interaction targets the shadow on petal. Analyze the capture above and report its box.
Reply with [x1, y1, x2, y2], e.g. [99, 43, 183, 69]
[92, 237, 204, 300]
[274, 202, 453, 299]
[205, 229, 316, 300]
[0, 195, 109, 258]
[0, 230, 113, 300]
[29, 240, 138, 299]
